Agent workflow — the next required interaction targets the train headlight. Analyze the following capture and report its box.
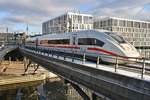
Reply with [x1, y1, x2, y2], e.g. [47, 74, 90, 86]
[120, 44, 133, 51]
[120, 45, 126, 50]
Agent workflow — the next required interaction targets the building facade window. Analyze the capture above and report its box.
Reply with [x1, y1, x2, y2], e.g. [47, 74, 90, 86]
[112, 19, 118, 26]
[42, 12, 93, 34]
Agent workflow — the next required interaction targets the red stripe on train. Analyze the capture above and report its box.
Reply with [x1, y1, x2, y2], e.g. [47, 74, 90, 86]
[87, 47, 119, 56]
[39, 44, 80, 49]
[39, 44, 127, 58]
[87, 47, 129, 58]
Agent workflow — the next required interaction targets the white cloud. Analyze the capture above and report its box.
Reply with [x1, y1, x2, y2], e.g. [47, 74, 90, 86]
[92, 0, 150, 20]
[0, 0, 149, 32]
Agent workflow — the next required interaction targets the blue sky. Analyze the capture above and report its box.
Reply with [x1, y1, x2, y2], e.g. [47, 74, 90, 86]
[0, 0, 149, 34]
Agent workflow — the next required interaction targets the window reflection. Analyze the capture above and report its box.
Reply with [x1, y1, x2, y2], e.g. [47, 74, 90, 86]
[78, 38, 104, 47]
[105, 32, 126, 43]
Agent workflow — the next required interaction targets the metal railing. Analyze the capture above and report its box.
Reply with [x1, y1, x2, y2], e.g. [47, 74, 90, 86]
[24, 46, 150, 79]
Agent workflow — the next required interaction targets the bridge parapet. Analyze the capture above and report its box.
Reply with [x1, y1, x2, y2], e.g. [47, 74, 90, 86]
[20, 48, 150, 100]
[0, 46, 18, 61]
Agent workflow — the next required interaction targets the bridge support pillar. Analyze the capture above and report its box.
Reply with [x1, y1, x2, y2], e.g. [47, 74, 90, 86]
[23, 57, 27, 70]
[65, 80, 90, 100]
[0, 60, 2, 66]
[23, 57, 31, 73]
[33, 64, 39, 73]
[9, 57, 11, 64]
[23, 57, 40, 74]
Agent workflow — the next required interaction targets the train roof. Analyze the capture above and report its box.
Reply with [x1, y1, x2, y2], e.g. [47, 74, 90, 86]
[26, 29, 111, 41]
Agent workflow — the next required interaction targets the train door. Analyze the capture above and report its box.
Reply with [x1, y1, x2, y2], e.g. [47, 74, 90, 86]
[72, 34, 77, 45]
[35, 38, 38, 50]
[71, 34, 78, 54]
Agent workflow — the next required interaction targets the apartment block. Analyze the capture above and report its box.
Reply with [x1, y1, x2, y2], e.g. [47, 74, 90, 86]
[42, 12, 93, 34]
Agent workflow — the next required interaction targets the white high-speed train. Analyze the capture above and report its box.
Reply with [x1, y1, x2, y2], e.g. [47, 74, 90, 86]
[26, 30, 140, 63]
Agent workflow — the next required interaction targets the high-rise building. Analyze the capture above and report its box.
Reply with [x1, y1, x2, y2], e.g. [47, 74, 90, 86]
[0, 33, 15, 45]
[42, 12, 93, 34]
[94, 17, 150, 57]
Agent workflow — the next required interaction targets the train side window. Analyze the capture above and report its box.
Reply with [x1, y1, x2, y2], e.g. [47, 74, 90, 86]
[40, 39, 70, 44]
[78, 38, 104, 47]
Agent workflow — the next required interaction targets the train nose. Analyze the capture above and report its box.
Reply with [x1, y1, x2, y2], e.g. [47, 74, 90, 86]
[120, 43, 140, 58]
[120, 43, 134, 51]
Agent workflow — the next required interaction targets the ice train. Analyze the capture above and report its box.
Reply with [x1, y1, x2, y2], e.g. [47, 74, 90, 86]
[25, 30, 140, 63]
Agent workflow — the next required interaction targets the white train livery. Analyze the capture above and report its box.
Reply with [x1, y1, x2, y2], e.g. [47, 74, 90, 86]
[26, 30, 140, 63]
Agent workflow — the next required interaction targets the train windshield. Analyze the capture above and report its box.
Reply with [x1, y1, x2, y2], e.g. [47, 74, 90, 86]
[105, 32, 126, 43]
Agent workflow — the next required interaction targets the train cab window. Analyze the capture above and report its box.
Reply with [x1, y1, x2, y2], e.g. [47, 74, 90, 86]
[78, 38, 104, 47]
[105, 32, 126, 43]
[96, 39, 105, 47]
